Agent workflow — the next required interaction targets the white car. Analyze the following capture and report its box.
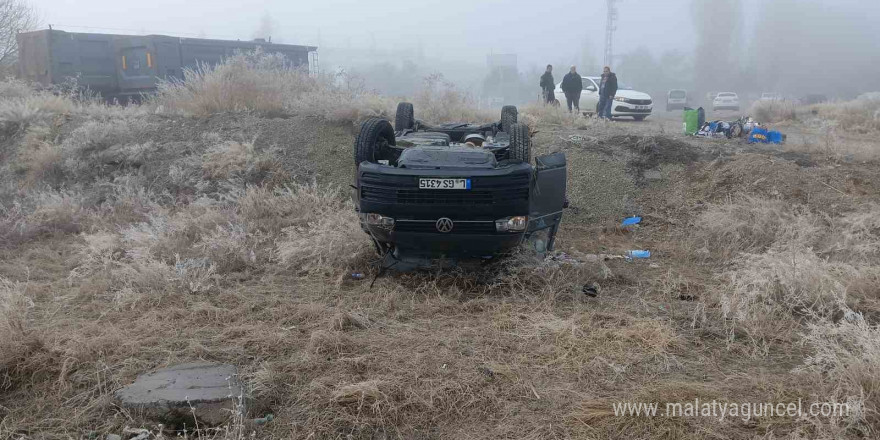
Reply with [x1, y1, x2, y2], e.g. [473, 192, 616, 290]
[760, 92, 782, 101]
[555, 77, 653, 120]
[712, 92, 740, 111]
[666, 89, 688, 111]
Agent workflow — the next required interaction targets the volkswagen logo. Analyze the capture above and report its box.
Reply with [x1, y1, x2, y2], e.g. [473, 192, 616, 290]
[435, 217, 454, 233]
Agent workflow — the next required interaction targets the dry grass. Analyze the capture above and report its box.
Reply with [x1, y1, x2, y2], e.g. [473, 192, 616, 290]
[411, 73, 495, 124]
[520, 102, 595, 129]
[3, 59, 880, 439]
[691, 196, 821, 260]
[751, 100, 798, 123]
[811, 93, 880, 134]
[0, 277, 38, 390]
[693, 197, 880, 353]
[152, 52, 499, 126]
[799, 313, 880, 431]
[201, 140, 288, 187]
[153, 51, 391, 123]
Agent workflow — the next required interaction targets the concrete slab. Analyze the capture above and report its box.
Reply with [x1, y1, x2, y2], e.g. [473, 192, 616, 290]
[115, 362, 245, 427]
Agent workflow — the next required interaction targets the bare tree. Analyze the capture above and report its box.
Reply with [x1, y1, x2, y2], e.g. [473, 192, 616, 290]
[0, 0, 38, 65]
[691, 0, 741, 97]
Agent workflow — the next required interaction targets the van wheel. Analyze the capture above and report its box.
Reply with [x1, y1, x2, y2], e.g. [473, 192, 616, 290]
[355, 118, 396, 167]
[394, 102, 414, 131]
[508, 123, 531, 163]
[501, 105, 517, 133]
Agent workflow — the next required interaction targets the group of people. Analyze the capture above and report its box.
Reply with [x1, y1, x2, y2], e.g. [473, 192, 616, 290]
[539, 64, 618, 119]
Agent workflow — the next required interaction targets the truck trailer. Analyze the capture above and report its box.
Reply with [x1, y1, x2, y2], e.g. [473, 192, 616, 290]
[16, 29, 317, 101]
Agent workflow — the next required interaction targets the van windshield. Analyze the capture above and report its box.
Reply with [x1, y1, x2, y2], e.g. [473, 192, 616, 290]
[669, 90, 686, 98]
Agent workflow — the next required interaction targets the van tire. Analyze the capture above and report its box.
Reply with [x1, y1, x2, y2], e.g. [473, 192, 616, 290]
[501, 105, 517, 133]
[394, 102, 415, 131]
[355, 118, 396, 167]
[508, 123, 531, 163]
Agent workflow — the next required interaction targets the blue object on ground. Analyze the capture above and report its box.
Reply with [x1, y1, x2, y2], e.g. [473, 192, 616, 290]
[625, 250, 651, 259]
[749, 127, 769, 144]
[768, 130, 784, 144]
[621, 216, 642, 226]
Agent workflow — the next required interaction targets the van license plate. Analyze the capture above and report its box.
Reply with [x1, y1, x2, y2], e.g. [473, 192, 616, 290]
[419, 178, 470, 190]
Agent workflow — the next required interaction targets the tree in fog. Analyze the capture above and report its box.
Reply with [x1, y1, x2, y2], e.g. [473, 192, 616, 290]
[0, 0, 38, 65]
[579, 35, 600, 76]
[750, 0, 880, 99]
[691, 0, 741, 95]
[615, 47, 692, 98]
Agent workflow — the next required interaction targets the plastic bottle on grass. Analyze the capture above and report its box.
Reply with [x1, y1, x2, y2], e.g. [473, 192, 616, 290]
[625, 250, 651, 260]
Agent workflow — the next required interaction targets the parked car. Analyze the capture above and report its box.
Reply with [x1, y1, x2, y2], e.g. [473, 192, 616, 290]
[712, 92, 740, 111]
[760, 92, 782, 101]
[666, 89, 688, 111]
[353, 103, 567, 268]
[555, 77, 653, 120]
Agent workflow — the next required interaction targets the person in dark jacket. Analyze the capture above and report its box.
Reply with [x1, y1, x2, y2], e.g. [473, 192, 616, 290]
[597, 66, 618, 120]
[560, 66, 583, 113]
[539, 64, 555, 104]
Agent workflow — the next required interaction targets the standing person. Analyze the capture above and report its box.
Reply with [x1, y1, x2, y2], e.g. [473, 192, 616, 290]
[539, 64, 555, 105]
[597, 66, 618, 120]
[560, 65, 583, 113]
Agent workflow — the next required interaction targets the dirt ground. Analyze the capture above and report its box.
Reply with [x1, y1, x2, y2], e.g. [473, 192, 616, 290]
[2, 108, 880, 439]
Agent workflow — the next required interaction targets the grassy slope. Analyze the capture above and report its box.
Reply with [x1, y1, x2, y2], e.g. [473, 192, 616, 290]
[2, 59, 880, 439]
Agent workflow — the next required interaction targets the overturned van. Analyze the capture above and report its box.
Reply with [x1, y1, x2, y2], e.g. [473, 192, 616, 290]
[353, 103, 567, 266]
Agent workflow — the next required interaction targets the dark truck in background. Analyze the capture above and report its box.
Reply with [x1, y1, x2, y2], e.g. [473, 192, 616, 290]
[16, 29, 316, 101]
[355, 103, 567, 268]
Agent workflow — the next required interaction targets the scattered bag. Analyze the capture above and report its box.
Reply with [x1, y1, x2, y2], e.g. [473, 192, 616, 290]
[684, 109, 699, 134]
[748, 127, 769, 144]
[768, 130, 784, 144]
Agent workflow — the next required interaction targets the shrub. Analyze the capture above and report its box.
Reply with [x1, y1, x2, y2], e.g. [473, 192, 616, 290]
[201, 140, 288, 186]
[153, 51, 392, 123]
[692, 197, 822, 260]
[799, 313, 879, 429]
[275, 186, 369, 273]
[520, 102, 594, 129]
[811, 94, 880, 134]
[750, 100, 798, 123]
[0, 277, 40, 390]
[0, 78, 36, 100]
[0, 190, 87, 245]
[412, 73, 494, 123]
[718, 242, 859, 343]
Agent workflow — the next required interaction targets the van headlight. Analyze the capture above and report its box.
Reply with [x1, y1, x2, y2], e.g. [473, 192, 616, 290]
[361, 213, 394, 229]
[495, 216, 528, 232]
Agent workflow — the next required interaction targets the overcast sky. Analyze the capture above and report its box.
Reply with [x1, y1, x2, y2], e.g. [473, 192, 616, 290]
[36, 0, 706, 66]
[33, 0, 880, 96]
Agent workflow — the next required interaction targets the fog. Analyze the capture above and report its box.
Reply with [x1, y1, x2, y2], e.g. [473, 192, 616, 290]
[35, 0, 880, 103]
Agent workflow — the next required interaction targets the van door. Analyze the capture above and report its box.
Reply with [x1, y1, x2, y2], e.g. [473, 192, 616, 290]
[528, 152, 567, 251]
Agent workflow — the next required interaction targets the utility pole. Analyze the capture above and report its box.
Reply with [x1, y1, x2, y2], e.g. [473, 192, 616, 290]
[603, 0, 620, 68]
